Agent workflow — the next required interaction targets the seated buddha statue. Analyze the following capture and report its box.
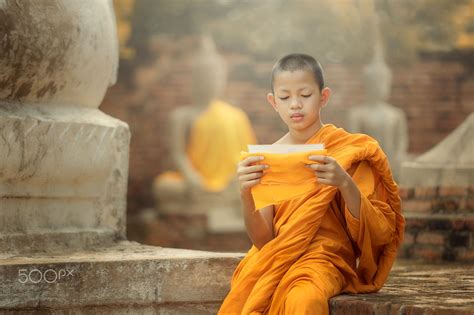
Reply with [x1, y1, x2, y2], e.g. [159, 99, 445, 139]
[152, 36, 256, 224]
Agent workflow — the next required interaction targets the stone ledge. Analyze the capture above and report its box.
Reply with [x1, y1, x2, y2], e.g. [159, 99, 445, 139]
[331, 260, 474, 314]
[0, 241, 240, 310]
[401, 164, 474, 188]
[1, 244, 473, 314]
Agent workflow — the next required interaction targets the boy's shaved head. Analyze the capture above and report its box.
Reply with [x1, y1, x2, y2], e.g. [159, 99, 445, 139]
[271, 53, 325, 92]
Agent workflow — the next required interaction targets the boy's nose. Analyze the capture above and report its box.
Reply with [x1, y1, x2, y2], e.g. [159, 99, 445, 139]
[290, 98, 303, 109]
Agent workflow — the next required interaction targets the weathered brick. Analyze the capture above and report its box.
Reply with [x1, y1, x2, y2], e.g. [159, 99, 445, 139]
[469, 184, 474, 195]
[455, 247, 474, 262]
[428, 219, 454, 230]
[417, 231, 446, 246]
[466, 197, 474, 211]
[451, 218, 468, 230]
[438, 186, 469, 197]
[442, 249, 457, 261]
[432, 198, 460, 213]
[465, 215, 474, 231]
[449, 232, 470, 247]
[397, 245, 411, 258]
[399, 187, 414, 199]
[403, 200, 433, 213]
[403, 232, 415, 245]
[404, 217, 427, 230]
[414, 186, 438, 198]
[412, 246, 444, 262]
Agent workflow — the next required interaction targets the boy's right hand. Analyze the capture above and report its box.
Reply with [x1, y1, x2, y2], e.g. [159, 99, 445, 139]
[237, 156, 268, 194]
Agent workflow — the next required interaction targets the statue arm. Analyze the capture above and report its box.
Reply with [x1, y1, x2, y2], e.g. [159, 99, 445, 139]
[397, 111, 409, 157]
[169, 110, 202, 188]
[348, 109, 362, 133]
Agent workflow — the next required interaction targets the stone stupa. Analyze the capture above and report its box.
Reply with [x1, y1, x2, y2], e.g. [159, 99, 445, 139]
[401, 113, 473, 187]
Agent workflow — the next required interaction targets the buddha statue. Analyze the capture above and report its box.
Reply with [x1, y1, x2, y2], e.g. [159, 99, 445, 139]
[152, 36, 256, 225]
[348, 42, 408, 180]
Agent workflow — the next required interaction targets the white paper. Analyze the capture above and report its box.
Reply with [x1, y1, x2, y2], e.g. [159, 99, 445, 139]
[248, 144, 324, 154]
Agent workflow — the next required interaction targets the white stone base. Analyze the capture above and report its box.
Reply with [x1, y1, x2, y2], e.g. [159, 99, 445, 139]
[0, 103, 130, 253]
[0, 241, 242, 311]
[400, 164, 474, 187]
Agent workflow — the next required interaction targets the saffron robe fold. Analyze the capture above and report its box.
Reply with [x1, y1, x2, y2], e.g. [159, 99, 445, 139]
[218, 124, 405, 314]
[241, 149, 327, 209]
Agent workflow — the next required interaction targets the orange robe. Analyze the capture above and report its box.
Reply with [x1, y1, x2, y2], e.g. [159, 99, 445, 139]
[241, 149, 327, 209]
[218, 124, 405, 314]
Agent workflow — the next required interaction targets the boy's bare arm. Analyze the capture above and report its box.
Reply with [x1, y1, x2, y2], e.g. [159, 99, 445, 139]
[338, 176, 361, 219]
[308, 155, 361, 219]
[241, 193, 274, 249]
[238, 156, 274, 249]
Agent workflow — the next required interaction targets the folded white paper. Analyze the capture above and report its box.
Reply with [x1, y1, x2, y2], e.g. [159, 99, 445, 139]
[247, 144, 325, 154]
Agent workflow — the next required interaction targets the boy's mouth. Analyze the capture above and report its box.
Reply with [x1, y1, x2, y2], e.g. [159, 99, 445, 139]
[290, 113, 304, 121]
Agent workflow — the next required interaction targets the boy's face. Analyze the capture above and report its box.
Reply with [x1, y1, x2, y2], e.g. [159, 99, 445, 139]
[267, 69, 330, 133]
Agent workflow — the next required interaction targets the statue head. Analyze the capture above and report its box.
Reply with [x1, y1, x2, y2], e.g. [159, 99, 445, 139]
[191, 35, 227, 106]
[362, 42, 392, 103]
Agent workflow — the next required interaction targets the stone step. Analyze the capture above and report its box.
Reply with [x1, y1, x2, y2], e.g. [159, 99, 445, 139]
[330, 259, 474, 315]
[0, 241, 240, 312]
[1, 246, 473, 314]
[400, 213, 474, 262]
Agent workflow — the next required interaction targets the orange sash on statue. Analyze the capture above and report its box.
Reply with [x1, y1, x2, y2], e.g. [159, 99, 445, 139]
[187, 100, 256, 191]
[157, 100, 256, 192]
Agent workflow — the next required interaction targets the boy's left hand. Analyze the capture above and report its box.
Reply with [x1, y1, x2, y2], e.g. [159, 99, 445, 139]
[307, 155, 350, 189]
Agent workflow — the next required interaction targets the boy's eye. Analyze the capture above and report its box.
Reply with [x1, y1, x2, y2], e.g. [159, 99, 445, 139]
[279, 96, 289, 100]
[302, 94, 312, 98]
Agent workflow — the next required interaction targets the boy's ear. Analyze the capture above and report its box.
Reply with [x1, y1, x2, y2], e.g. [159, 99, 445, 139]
[320, 87, 331, 108]
[267, 93, 278, 112]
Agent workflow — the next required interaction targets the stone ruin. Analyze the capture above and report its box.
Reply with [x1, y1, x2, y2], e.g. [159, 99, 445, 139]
[399, 113, 474, 263]
[401, 113, 473, 188]
[0, 1, 238, 312]
[0, 0, 127, 254]
[0, 1, 472, 313]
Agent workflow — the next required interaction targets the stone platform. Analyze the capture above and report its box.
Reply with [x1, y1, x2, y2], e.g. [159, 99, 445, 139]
[1, 242, 473, 314]
[331, 262, 474, 315]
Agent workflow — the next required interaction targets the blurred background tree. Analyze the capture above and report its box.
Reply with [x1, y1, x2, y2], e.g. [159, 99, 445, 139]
[115, 0, 473, 66]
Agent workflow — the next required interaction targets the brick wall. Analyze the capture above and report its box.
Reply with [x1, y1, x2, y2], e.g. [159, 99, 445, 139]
[399, 186, 474, 262]
[128, 186, 474, 261]
[127, 212, 251, 253]
[100, 37, 473, 213]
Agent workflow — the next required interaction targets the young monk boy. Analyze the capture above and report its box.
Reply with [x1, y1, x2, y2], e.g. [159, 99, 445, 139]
[218, 54, 405, 314]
